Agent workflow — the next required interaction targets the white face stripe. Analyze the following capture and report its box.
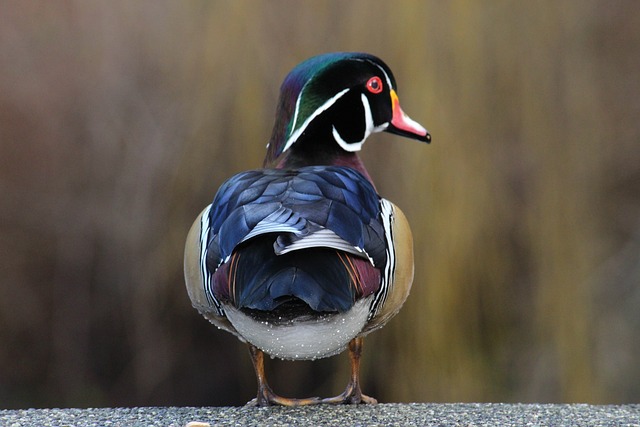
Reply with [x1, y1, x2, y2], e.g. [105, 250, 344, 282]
[290, 92, 303, 136]
[332, 127, 363, 152]
[281, 88, 350, 154]
[332, 93, 388, 152]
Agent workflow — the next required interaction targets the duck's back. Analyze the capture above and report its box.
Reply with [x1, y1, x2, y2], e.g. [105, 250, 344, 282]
[206, 166, 384, 309]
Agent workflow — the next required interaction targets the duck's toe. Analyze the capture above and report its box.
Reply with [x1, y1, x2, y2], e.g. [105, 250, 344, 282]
[320, 378, 378, 405]
[246, 385, 323, 407]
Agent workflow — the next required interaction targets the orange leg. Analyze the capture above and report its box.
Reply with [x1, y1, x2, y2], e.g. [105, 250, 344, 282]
[246, 338, 377, 406]
[321, 337, 377, 404]
[246, 344, 322, 406]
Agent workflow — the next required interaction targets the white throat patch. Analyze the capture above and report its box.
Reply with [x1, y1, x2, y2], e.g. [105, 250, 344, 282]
[332, 93, 388, 152]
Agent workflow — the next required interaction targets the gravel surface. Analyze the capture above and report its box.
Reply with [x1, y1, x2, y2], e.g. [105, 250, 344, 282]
[1, 403, 639, 427]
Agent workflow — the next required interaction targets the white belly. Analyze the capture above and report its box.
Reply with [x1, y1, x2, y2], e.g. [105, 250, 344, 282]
[223, 296, 373, 361]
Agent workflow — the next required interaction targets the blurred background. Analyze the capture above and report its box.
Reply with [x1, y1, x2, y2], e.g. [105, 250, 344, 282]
[1, 1, 639, 409]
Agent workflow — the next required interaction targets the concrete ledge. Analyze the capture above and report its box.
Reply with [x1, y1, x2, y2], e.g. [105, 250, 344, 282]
[1, 403, 639, 427]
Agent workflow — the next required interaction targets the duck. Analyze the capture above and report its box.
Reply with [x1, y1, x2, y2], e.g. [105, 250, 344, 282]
[184, 52, 430, 406]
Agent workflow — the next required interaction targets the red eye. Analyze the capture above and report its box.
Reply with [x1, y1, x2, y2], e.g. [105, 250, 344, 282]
[366, 76, 383, 94]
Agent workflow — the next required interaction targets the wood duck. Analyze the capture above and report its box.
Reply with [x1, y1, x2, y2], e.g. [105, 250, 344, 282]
[184, 52, 430, 406]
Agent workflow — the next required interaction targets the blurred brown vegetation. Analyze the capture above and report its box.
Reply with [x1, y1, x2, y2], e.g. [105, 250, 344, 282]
[1, 1, 639, 409]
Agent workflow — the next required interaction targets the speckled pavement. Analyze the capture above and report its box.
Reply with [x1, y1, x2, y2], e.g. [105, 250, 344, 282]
[1, 403, 639, 427]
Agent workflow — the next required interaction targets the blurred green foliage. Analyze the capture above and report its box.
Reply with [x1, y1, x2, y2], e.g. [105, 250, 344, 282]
[1, 1, 639, 408]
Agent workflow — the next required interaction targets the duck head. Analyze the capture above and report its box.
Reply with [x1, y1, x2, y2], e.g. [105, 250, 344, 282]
[265, 52, 430, 169]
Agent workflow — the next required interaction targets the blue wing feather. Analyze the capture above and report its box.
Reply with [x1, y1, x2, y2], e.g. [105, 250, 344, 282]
[207, 166, 383, 263]
[203, 166, 386, 312]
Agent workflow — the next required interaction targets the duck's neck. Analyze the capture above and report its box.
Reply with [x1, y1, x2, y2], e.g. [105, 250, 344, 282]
[264, 131, 374, 184]
[276, 150, 373, 182]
